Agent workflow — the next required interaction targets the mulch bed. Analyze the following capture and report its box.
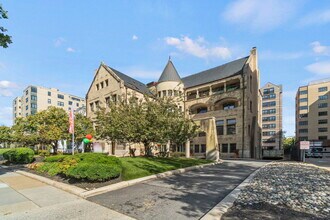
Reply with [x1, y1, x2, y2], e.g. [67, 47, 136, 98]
[27, 168, 122, 190]
[0, 160, 122, 191]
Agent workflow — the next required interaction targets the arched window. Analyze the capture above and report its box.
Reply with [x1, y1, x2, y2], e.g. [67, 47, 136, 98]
[223, 102, 236, 110]
[196, 106, 207, 114]
[214, 98, 238, 111]
[190, 104, 208, 114]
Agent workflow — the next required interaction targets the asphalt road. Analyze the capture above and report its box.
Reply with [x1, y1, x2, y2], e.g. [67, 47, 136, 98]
[88, 160, 268, 220]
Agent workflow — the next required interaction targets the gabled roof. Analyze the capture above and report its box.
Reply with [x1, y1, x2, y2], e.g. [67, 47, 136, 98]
[107, 66, 152, 95]
[182, 56, 249, 88]
[158, 60, 181, 83]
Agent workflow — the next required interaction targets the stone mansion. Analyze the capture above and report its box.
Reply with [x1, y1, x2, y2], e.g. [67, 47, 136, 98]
[86, 47, 262, 159]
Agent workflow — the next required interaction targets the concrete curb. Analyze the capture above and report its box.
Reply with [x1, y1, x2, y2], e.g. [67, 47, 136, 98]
[16, 170, 87, 196]
[200, 165, 264, 220]
[15, 160, 222, 198]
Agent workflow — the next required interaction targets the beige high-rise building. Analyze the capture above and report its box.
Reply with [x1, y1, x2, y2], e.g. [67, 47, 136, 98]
[13, 85, 85, 122]
[86, 48, 262, 159]
[260, 83, 283, 150]
[296, 78, 330, 147]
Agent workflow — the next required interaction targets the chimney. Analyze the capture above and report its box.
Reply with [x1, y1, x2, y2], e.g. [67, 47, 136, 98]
[251, 47, 257, 55]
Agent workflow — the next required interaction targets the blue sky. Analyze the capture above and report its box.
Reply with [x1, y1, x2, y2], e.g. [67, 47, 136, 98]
[1, 0, 330, 136]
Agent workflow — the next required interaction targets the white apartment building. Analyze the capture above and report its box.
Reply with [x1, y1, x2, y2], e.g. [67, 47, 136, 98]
[13, 85, 85, 122]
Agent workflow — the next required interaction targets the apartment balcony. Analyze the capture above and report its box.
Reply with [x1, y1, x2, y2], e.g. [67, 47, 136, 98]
[185, 79, 241, 101]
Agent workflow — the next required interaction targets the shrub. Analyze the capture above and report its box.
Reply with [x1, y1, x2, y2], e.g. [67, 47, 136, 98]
[37, 153, 122, 182]
[3, 148, 35, 164]
[76, 153, 121, 166]
[44, 155, 67, 162]
[66, 162, 121, 181]
[59, 156, 80, 173]
[36, 162, 62, 176]
[0, 148, 10, 156]
[38, 150, 50, 157]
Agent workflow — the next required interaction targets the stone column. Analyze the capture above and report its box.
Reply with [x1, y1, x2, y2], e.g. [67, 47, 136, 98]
[166, 140, 170, 153]
[209, 86, 212, 96]
[185, 139, 190, 158]
[202, 117, 219, 161]
[196, 90, 199, 98]
[224, 83, 227, 92]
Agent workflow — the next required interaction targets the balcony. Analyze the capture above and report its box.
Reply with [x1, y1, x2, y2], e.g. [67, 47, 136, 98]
[185, 79, 241, 102]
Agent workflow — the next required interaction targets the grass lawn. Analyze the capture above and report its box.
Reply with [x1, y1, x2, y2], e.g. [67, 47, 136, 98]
[119, 157, 213, 181]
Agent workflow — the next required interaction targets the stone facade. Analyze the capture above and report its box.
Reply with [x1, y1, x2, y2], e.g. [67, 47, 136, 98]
[86, 48, 262, 159]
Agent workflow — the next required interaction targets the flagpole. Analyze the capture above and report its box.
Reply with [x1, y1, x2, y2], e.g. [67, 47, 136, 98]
[69, 109, 75, 155]
[72, 127, 75, 155]
[72, 109, 75, 155]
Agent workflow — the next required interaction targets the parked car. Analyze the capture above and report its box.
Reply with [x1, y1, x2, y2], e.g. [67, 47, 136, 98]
[305, 149, 312, 158]
[312, 147, 323, 158]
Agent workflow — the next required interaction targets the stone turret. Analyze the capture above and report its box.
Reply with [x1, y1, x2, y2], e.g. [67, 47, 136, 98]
[156, 58, 184, 99]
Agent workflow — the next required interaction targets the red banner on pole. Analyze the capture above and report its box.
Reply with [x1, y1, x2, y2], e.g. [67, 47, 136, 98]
[69, 109, 74, 134]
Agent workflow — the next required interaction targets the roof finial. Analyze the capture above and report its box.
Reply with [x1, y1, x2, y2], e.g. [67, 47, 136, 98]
[169, 56, 171, 61]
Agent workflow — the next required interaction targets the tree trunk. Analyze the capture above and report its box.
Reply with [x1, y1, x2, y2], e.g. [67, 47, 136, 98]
[111, 141, 116, 155]
[143, 141, 152, 157]
[53, 141, 58, 154]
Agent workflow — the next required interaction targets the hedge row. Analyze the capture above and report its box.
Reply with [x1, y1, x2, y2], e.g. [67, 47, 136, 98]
[36, 153, 122, 182]
[3, 148, 35, 164]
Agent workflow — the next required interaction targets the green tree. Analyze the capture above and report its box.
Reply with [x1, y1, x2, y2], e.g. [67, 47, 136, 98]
[283, 136, 295, 150]
[0, 125, 12, 147]
[74, 113, 95, 143]
[0, 4, 12, 48]
[12, 107, 94, 153]
[12, 116, 40, 146]
[37, 107, 69, 153]
[95, 96, 198, 157]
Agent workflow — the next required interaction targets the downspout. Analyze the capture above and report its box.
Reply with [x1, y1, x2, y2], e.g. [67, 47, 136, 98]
[241, 72, 245, 158]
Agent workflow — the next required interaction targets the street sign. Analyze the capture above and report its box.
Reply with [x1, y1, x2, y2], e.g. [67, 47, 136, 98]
[300, 141, 310, 150]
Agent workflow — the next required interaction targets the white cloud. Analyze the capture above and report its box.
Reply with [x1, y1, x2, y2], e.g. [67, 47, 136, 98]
[132, 35, 138, 40]
[305, 61, 330, 76]
[54, 37, 66, 47]
[0, 80, 18, 97]
[66, 47, 76, 53]
[310, 41, 330, 56]
[0, 107, 13, 126]
[300, 9, 330, 26]
[223, 0, 297, 31]
[164, 36, 231, 60]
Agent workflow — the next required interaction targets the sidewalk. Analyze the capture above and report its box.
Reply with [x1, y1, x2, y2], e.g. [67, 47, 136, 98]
[0, 168, 134, 220]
